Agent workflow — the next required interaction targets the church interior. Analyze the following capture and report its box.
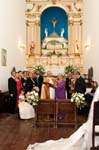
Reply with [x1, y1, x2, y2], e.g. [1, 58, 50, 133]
[0, 0, 99, 150]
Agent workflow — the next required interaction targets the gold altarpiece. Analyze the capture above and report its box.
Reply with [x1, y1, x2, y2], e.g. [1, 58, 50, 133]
[26, 0, 83, 73]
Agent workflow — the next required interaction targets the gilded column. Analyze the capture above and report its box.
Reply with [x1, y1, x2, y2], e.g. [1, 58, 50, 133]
[26, 21, 30, 55]
[73, 20, 81, 55]
[79, 21, 83, 54]
[68, 14, 74, 54]
[35, 16, 41, 56]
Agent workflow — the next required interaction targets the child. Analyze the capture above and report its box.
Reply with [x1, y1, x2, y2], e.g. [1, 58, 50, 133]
[18, 88, 35, 119]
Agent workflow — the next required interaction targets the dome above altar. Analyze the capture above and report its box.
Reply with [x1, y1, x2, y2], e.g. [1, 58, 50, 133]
[49, 31, 59, 37]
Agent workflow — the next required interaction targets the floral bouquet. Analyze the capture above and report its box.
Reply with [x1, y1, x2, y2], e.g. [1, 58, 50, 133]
[26, 91, 39, 106]
[71, 92, 85, 109]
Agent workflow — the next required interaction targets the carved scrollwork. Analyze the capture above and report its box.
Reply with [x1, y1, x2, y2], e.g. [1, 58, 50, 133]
[73, 1, 82, 12]
[26, 3, 35, 13]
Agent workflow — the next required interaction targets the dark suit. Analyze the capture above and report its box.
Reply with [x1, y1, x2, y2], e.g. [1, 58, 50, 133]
[74, 76, 86, 94]
[8, 77, 17, 113]
[33, 75, 43, 97]
[21, 77, 27, 91]
[25, 77, 36, 93]
[65, 77, 72, 99]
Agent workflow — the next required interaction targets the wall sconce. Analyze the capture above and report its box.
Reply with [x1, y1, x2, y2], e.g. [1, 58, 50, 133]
[84, 40, 91, 49]
[18, 41, 25, 49]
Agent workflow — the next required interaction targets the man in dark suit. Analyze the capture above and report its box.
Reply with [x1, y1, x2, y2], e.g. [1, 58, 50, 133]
[65, 72, 72, 99]
[8, 70, 17, 113]
[25, 72, 36, 93]
[33, 71, 43, 98]
[74, 71, 86, 94]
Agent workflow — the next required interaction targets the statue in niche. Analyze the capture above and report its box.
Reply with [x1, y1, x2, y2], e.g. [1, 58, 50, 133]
[74, 40, 79, 54]
[52, 17, 57, 31]
[45, 28, 48, 37]
[61, 28, 64, 37]
[30, 41, 35, 54]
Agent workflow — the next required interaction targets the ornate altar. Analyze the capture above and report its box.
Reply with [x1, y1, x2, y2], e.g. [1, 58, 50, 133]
[25, 0, 83, 74]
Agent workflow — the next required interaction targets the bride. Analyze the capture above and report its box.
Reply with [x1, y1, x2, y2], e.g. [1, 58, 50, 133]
[18, 88, 35, 119]
[27, 87, 99, 150]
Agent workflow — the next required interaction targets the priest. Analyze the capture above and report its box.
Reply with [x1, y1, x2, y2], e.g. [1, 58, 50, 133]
[41, 71, 57, 99]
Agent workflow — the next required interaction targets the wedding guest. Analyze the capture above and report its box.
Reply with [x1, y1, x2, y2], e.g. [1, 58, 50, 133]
[85, 81, 98, 104]
[25, 72, 39, 93]
[18, 70, 23, 81]
[65, 72, 72, 99]
[16, 72, 22, 105]
[55, 73, 66, 99]
[18, 88, 35, 119]
[70, 73, 77, 94]
[8, 70, 17, 113]
[33, 70, 43, 98]
[21, 71, 28, 90]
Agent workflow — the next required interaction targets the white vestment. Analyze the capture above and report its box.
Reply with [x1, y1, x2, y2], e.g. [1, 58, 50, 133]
[27, 87, 99, 150]
[48, 77, 55, 99]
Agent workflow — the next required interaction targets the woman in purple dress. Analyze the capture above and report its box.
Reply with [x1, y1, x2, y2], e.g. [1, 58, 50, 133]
[55, 73, 66, 99]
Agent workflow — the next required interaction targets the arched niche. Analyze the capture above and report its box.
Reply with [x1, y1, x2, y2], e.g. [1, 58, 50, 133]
[41, 7, 68, 41]
[41, 7, 68, 56]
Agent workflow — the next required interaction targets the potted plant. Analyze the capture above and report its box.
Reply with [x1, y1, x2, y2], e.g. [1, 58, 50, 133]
[33, 65, 45, 75]
[64, 65, 75, 76]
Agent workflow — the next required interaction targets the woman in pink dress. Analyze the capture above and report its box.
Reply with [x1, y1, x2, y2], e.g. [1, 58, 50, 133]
[16, 72, 22, 105]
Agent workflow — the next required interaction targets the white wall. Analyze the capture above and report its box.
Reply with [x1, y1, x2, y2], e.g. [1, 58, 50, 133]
[0, 0, 26, 91]
[83, 0, 99, 83]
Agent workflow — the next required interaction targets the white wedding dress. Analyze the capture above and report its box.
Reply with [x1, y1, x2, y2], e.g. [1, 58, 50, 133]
[27, 87, 99, 150]
[18, 95, 35, 119]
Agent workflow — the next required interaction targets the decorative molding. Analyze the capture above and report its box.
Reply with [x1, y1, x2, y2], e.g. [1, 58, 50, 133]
[37, 5, 42, 11]
[26, 3, 35, 12]
[35, 21, 40, 26]
[73, 1, 82, 12]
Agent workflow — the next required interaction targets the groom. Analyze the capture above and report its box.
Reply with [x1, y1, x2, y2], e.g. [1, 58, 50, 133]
[74, 71, 86, 94]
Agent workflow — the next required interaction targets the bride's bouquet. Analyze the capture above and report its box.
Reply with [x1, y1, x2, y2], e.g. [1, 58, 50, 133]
[26, 91, 39, 106]
[71, 92, 85, 109]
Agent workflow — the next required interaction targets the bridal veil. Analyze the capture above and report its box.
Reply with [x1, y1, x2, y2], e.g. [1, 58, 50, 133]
[27, 87, 99, 150]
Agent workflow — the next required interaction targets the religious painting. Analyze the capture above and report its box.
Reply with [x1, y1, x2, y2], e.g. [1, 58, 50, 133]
[1, 49, 7, 66]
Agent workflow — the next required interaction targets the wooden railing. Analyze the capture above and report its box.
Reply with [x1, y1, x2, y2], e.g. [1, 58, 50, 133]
[35, 99, 77, 128]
